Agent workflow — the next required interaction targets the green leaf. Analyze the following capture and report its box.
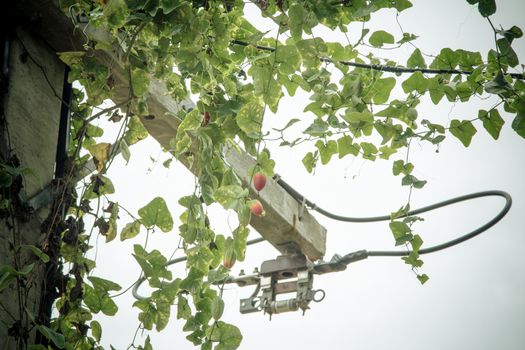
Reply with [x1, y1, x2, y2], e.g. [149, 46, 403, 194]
[90, 320, 102, 342]
[171, 109, 202, 155]
[369, 30, 395, 47]
[256, 149, 275, 177]
[401, 71, 428, 94]
[337, 135, 360, 158]
[360, 142, 378, 161]
[449, 119, 477, 147]
[120, 220, 142, 241]
[344, 110, 374, 137]
[496, 38, 519, 67]
[159, 0, 184, 13]
[206, 321, 242, 350]
[211, 296, 225, 321]
[392, 160, 414, 176]
[87, 142, 112, 172]
[142, 336, 153, 350]
[177, 295, 192, 320]
[131, 68, 150, 97]
[389, 221, 413, 246]
[275, 45, 301, 72]
[273, 118, 300, 132]
[85, 175, 115, 199]
[428, 76, 445, 105]
[187, 245, 215, 275]
[162, 158, 173, 168]
[484, 71, 511, 94]
[138, 197, 174, 232]
[456, 81, 472, 102]
[249, 66, 282, 113]
[236, 99, 264, 139]
[180, 268, 203, 294]
[303, 118, 329, 136]
[88, 276, 122, 292]
[0, 171, 12, 188]
[0, 263, 34, 293]
[57, 51, 85, 66]
[120, 139, 131, 164]
[35, 325, 65, 349]
[296, 38, 327, 68]
[315, 140, 338, 165]
[417, 274, 429, 284]
[132, 245, 172, 285]
[155, 296, 171, 331]
[497, 25, 523, 43]
[430, 48, 460, 69]
[370, 77, 396, 104]
[208, 266, 229, 285]
[125, 116, 149, 145]
[379, 145, 397, 159]
[104, 217, 117, 243]
[289, 3, 307, 39]
[214, 186, 248, 211]
[401, 174, 427, 189]
[478, 0, 496, 17]
[397, 32, 418, 44]
[512, 112, 525, 138]
[302, 152, 317, 173]
[402, 251, 424, 268]
[20, 245, 49, 263]
[479, 109, 504, 140]
[134, 300, 155, 330]
[28, 345, 47, 350]
[457, 49, 483, 70]
[104, 0, 128, 27]
[390, 204, 410, 220]
[392, 0, 413, 11]
[411, 234, 424, 252]
[407, 48, 426, 68]
[100, 295, 118, 315]
[326, 42, 354, 61]
[237, 203, 251, 228]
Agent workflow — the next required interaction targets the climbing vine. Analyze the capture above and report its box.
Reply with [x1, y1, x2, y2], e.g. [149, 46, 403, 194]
[1, 0, 523, 348]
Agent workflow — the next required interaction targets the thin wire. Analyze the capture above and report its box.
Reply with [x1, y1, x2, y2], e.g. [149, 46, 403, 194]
[131, 237, 266, 300]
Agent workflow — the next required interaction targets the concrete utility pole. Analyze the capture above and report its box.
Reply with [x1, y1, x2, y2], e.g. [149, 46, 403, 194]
[0, 11, 68, 349]
[12, 0, 328, 260]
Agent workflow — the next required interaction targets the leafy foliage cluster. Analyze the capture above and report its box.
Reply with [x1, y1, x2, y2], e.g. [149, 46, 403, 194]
[1, 0, 523, 348]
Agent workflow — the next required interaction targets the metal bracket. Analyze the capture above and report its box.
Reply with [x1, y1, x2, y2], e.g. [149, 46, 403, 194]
[239, 254, 324, 317]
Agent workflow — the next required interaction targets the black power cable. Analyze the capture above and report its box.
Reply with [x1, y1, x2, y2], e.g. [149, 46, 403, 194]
[132, 175, 512, 297]
[276, 176, 512, 225]
[368, 190, 512, 256]
[276, 175, 512, 266]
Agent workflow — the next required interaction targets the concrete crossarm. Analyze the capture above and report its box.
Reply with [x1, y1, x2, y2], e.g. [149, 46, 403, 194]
[15, 0, 327, 260]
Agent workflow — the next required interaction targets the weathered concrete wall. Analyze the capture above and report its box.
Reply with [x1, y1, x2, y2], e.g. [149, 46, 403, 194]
[0, 25, 63, 349]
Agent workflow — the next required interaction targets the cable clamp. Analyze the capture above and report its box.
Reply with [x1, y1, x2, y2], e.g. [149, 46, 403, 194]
[298, 196, 307, 221]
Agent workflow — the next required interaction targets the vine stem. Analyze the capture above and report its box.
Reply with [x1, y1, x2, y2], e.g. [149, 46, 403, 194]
[125, 22, 147, 64]
[229, 39, 525, 80]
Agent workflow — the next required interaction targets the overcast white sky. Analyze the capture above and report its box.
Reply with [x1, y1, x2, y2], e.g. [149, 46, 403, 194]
[90, 1, 525, 349]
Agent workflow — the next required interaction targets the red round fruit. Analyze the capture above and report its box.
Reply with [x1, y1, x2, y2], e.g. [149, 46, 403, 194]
[249, 200, 264, 217]
[253, 172, 267, 191]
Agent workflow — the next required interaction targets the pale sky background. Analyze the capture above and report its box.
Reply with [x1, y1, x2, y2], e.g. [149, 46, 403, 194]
[88, 1, 525, 349]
